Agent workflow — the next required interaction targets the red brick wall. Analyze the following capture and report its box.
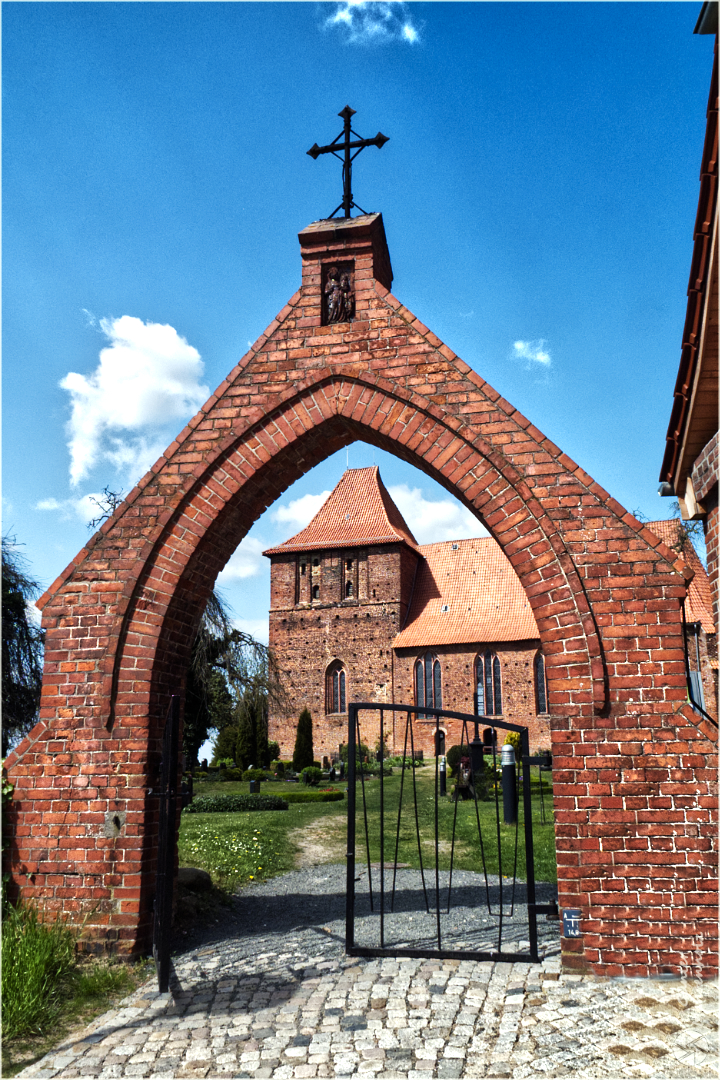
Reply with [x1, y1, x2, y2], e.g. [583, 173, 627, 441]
[4, 213, 716, 976]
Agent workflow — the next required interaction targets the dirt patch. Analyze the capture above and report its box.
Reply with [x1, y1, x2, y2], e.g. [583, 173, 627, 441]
[290, 816, 346, 868]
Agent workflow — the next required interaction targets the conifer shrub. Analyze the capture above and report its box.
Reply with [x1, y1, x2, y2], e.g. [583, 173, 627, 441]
[292, 708, 314, 772]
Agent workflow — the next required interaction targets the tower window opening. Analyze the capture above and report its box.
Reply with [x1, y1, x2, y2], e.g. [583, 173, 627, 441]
[312, 585, 320, 600]
[345, 580, 353, 597]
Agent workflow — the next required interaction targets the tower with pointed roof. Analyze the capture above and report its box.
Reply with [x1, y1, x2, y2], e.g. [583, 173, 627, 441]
[263, 467, 422, 756]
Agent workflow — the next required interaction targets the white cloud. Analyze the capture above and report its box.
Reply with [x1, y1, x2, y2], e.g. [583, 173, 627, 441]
[272, 491, 332, 532]
[325, 1, 420, 44]
[513, 339, 552, 367]
[217, 538, 268, 582]
[388, 484, 487, 545]
[61, 315, 209, 486]
[232, 616, 269, 646]
[35, 492, 112, 524]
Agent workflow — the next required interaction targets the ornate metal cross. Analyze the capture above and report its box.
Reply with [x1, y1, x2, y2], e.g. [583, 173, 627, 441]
[307, 106, 389, 219]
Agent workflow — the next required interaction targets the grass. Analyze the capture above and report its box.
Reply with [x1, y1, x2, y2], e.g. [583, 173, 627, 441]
[178, 793, 347, 889]
[180, 766, 556, 888]
[1, 901, 151, 1078]
[353, 766, 557, 883]
[2, 901, 76, 1042]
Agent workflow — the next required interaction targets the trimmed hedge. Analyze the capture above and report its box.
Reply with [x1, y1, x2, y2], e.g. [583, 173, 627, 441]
[183, 793, 288, 814]
[284, 789, 345, 804]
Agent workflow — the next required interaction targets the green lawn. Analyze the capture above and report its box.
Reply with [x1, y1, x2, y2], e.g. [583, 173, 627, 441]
[179, 767, 556, 891]
[352, 767, 556, 883]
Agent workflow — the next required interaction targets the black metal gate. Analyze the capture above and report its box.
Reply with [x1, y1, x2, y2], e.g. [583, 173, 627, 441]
[153, 695, 180, 992]
[345, 702, 558, 964]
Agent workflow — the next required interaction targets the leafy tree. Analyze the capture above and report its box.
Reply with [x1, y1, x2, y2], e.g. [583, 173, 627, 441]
[2, 537, 45, 756]
[184, 590, 285, 769]
[292, 708, 314, 772]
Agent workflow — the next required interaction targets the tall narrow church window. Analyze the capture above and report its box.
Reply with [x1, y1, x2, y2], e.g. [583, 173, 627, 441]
[475, 650, 502, 715]
[326, 661, 347, 714]
[534, 651, 548, 713]
[415, 652, 442, 715]
[312, 585, 320, 600]
[345, 580, 353, 597]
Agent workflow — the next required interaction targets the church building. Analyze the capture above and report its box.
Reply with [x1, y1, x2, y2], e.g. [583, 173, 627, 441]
[264, 467, 552, 760]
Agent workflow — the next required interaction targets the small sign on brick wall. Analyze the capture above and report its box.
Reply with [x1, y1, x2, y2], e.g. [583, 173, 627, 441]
[562, 909, 582, 938]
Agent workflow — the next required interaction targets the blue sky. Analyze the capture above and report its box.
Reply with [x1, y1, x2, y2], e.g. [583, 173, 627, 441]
[3, 2, 714, 655]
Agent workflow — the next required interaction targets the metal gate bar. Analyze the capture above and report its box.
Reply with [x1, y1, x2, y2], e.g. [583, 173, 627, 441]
[153, 695, 180, 993]
[346, 702, 556, 964]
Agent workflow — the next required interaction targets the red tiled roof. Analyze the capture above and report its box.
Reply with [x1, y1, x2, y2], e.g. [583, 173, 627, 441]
[646, 519, 715, 634]
[263, 467, 418, 555]
[394, 538, 539, 649]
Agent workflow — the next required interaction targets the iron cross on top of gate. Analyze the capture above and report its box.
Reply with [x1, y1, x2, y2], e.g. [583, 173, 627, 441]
[307, 106, 389, 219]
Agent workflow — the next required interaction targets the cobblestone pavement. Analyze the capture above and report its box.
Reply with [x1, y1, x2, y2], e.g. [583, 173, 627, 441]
[18, 867, 718, 1080]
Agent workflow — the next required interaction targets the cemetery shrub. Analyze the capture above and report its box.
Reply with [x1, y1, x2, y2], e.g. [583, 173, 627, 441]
[300, 766, 323, 786]
[184, 793, 288, 814]
[242, 768, 271, 782]
[446, 744, 463, 777]
[284, 789, 344, 804]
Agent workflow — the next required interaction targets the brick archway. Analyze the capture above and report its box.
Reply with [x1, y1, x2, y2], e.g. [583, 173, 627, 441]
[5, 214, 716, 977]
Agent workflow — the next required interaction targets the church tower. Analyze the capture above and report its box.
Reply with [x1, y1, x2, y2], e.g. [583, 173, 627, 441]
[263, 467, 420, 758]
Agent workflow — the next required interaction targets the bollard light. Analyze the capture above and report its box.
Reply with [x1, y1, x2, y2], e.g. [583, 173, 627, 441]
[501, 743, 517, 824]
[470, 735, 484, 775]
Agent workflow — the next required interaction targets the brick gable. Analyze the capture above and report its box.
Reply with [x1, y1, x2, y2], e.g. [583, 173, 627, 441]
[3, 212, 715, 977]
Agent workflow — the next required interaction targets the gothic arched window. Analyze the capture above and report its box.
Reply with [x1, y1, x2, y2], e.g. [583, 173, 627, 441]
[475, 649, 502, 715]
[534, 651, 548, 714]
[415, 652, 442, 715]
[312, 584, 320, 600]
[326, 661, 347, 715]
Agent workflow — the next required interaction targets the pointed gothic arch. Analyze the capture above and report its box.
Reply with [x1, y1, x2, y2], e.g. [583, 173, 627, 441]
[3, 213, 715, 977]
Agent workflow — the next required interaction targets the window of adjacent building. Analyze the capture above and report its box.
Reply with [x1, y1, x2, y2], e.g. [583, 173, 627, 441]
[475, 649, 502, 715]
[345, 580, 353, 598]
[534, 651, 548, 714]
[415, 652, 442, 715]
[346, 559, 353, 570]
[313, 558, 319, 567]
[326, 661, 347, 714]
[300, 563, 306, 575]
[312, 584, 320, 600]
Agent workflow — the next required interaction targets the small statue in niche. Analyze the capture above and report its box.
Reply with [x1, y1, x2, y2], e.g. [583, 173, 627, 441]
[340, 271, 355, 320]
[325, 265, 354, 324]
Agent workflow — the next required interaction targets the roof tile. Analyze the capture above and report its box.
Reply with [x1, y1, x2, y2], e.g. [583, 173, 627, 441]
[394, 538, 539, 648]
